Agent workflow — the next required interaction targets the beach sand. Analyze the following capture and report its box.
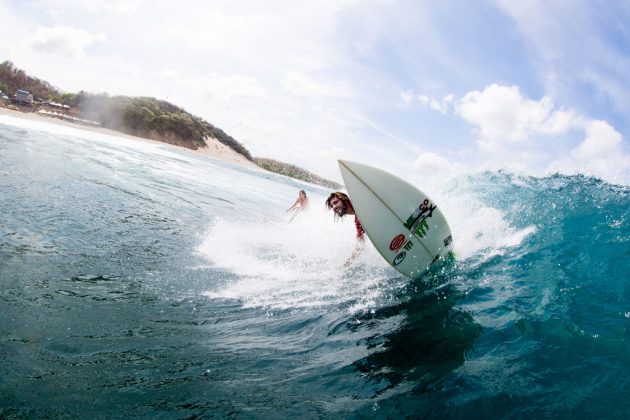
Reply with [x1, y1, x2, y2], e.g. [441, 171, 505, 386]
[0, 106, 260, 170]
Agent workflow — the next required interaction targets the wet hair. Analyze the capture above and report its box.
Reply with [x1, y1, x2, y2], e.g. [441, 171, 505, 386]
[299, 190, 307, 197]
[325, 191, 350, 210]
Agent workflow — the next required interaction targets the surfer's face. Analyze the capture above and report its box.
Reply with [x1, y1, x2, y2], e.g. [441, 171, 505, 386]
[329, 197, 347, 217]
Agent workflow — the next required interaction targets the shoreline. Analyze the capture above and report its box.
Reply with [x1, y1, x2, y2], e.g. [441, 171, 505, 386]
[0, 105, 260, 170]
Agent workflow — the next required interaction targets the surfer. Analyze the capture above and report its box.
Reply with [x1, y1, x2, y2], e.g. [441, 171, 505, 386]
[325, 191, 365, 267]
[287, 189, 309, 223]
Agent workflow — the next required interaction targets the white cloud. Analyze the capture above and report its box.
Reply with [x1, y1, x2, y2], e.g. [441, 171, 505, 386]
[163, 10, 268, 53]
[45, 9, 64, 19]
[29, 26, 106, 57]
[412, 152, 458, 178]
[400, 90, 414, 104]
[548, 120, 630, 184]
[455, 84, 581, 152]
[573, 120, 623, 161]
[85, 0, 143, 14]
[282, 71, 354, 98]
[400, 90, 454, 114]
[173, 74, 268, 103]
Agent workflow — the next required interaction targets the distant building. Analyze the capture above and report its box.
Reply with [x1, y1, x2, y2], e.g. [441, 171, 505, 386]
[46, 100, 71, 110]
[14, 89, 34, 106]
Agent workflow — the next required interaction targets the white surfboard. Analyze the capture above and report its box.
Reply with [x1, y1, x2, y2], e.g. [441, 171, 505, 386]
[338, 159, 453, 278]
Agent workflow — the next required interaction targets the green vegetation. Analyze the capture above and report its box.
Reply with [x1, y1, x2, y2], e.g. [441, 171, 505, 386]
[255, 158, 342, 190]
[0, 60, 58, 99]
[78, 93, 254, 154]
[77, 93, 210, 150]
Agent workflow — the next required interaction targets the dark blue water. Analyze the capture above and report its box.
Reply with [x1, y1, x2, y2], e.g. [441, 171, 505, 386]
[1, 116, 629, 418]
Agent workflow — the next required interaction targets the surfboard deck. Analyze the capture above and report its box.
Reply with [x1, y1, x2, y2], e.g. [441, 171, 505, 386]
[338, 159, 453, 278]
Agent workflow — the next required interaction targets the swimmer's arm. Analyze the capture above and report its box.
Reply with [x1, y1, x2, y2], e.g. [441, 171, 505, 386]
[287, 198, 300, 211]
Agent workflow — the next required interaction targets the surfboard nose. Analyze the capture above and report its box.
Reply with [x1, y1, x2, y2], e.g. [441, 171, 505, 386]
[337, 159, 351, 169]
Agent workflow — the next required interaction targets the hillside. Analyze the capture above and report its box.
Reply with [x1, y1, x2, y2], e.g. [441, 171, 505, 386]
[255, 158, 342, 190]
[72, 93, 251, 155]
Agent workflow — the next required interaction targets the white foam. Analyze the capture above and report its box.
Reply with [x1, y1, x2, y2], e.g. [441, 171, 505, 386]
[405, 169, 536, 262]
[437, 182, 536, 262]
[196, 206, 395, 311]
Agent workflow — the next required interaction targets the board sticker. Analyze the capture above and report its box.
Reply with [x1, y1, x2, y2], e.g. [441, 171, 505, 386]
[404, 198, 436, 237]
[393, 251, 406, 266]
[389, 234, 406, 252]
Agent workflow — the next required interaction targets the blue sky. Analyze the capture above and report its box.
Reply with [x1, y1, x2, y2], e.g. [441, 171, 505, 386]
[1, 0, 628, 184]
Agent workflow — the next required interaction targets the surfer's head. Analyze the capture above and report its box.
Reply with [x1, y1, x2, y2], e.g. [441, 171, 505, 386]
[326, 191, 351, 217]
[299, 190, 307, 198]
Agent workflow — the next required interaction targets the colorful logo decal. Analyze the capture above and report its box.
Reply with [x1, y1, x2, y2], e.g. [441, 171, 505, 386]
[404, 198, 437, 238]
[393, 251, 406, 266]
[389, 234, 406, 252]
[413, 219, 430, 237]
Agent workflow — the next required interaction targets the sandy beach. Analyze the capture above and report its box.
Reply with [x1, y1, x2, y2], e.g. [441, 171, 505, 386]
[0, 105, 259, 170]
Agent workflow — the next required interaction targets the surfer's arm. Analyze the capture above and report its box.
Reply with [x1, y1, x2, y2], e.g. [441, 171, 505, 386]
[343, 236, 365, 268]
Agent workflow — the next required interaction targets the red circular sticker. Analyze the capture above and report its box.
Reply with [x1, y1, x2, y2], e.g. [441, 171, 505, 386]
[389, 234, 406, 251]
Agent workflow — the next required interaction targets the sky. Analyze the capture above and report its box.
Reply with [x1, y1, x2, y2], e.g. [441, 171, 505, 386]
[1, 0, 629, 184]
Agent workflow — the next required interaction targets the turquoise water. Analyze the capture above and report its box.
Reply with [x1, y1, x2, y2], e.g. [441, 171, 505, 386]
[1, 116, 629, 418]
